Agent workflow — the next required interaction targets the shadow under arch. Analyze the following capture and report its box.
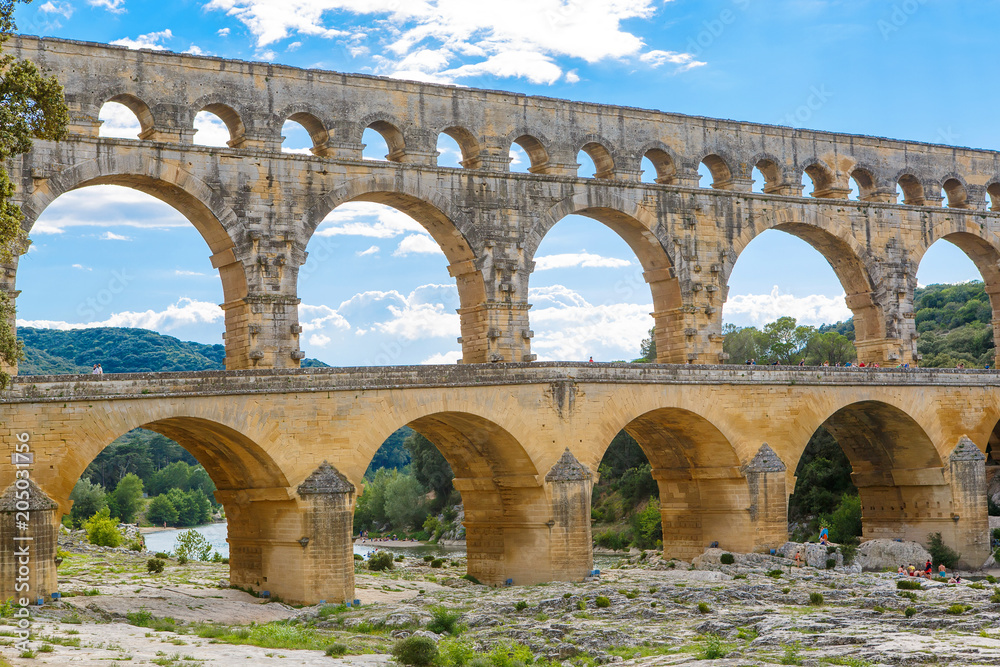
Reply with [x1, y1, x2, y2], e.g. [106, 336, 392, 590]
[15, 159, 251, 367]
[305, 180, 491, 362]
[812, 400, 948, 544]
[528, 193, 686, 362]
[595, 406, 755, 559]
[728, 211, 888, 361]
[354, 410, 551, 584]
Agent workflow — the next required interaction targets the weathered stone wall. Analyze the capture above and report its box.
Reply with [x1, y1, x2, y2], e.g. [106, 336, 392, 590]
[0, 364, 994, 602]
[4, 37, 1000, 369]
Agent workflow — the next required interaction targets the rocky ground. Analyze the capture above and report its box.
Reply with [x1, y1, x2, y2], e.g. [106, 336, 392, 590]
[3, 535, 1000, 666]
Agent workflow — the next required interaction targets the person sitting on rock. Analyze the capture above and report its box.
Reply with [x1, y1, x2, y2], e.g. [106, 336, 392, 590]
[907, 565, 917, 577]
[819, 525, 829, 546]
[897, 565, 906, 575]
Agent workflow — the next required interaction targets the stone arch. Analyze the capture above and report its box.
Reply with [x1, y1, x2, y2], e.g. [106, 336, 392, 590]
[277, 107, 331, 152]
[727, 208, 886, 347]
[576, 138, 617, 179]
[529, 192, 685, 362]
[305, 179, 489, 362]
[359, 114, 407, 160]
[987, 181, 1000, 212]
[438, 126, 481, 168]
[354, 409, 549, 584]
[850, 165, 879, 201]
[592, 405, 753, 558]
[506, 131, 552, 173]
[750, 153, 787, 193]
[636, 142, 678, 184]
[699, 152, 734, 188]
[192, 98, 248, 146]
[801, 158, 838, 196]
[101, 92, 156, 138]
[941, 174, 970, 209]
[897, 172, 926, 205]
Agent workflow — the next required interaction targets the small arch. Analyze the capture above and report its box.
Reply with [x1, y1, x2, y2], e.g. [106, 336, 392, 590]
[510, 134, 550, 173]
[641, 147, 676, 184]
[700, 153, 733, 188]
[100, 94, 154, 139]
[439, 126, 481, 168]
[898, 174, 925, 205]
[802, 161, 836, 196]
[364, 120, 406, 161]
[988, 182, 1000, 212]
[754, 158, 784, 193]
[196, 102, 246, 147]
[578, 141, 615, 180]
[942, 177, 970, 209]
[850, 167, 878, 201]
[282, 111, 329, 154]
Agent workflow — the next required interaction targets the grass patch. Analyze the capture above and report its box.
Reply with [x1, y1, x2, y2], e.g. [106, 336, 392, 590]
[195, 621, 332, 650]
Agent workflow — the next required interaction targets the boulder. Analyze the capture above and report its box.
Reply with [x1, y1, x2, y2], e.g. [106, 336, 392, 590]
[777, 542, 843, 569]
[854, 539, 932, 572]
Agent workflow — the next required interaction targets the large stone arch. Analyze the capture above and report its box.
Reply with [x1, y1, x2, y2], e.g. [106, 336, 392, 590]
[727, 207, 889, 360]
[529, 191, 687, 362]
[350, 406, 574, 585]
[304, 177, 492, 362]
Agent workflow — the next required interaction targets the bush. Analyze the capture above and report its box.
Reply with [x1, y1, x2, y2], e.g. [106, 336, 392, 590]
[430, 558, 444, 568]
[514, 601, 528, 611]
[987, 575, 997, 585]
[927, 533, 961, 569]
[897, 580, 923, 591]
[368, 551, 395, 572]
[392, 636, 438, 667]
[427, 606, 462, 635]
[423, 555, 435, 562]
[83, 508, 123, 547]
[946, 603, 970, 615]
[174, 530, 213, 562]
[326, 643, 348, 657]
[990, 590, 1000, 604]
[818, 494, 863, 544]
[154, 552, 170, 559]
[594, 530, 629, 551]
[146, 558, 165, 574]
[904, 606, 916, 618]
[697, 602, 711, 614]
[177, 555, 188, 565]
[825, 558, 836, 569]
[766, 569, 783, 578]
[808, 592, 824, 606]
[594, 596, 610, 608]
[127, 539, 144, 552]
[354, 553, 364, 561]
[719, 553, 735, 565]
[700, 634, 726, 660]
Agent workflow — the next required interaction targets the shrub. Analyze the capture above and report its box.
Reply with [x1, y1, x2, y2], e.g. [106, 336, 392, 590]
[767, 569, 783, 578]
[594, 530, 629, 551]
[576, 600, 586, 610]
[904, 606, 916, 618]
[780, 642, 802, 665]
[326, 643, 348, 657]
[514, 601, 528, 611]
[174, 530, 214, 562]
[354, 554, 364, 561]
[154, 552, 170, 559]
[83, 508, 123, 548]
[697, 602, 711, 614]
[125, 609, 153, 627]
[719, 553, 735, 565]
[146, 558, 165, 574]
[826, 558, 836, 569]
[946, 603, 970, 615]
[461, 574, 482, 585]
[427, 606, 462, 635]
[988, 575, 997, 585]
[177, 555, 188, 565]
[897, 580, 923, 591]
[368, 551, 395, 572]
[927, 533, 961, 569]
[899, 591, 917, 601]
[700, 634, 726, 660]
[808, 592, 824, 606]
[424, 555, 435, 562]
[594, 596, 611, 608]
[392, 636, 438, 667]
[781, 587, 791, 594]
[395, 555, 405, 562]
[430, 558, 444, 568]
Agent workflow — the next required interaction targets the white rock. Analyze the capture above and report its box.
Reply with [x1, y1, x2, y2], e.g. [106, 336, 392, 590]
[854, 539, 932, 572]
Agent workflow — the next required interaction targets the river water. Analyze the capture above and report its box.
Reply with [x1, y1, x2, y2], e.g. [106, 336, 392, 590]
[144, 522, 627, 570]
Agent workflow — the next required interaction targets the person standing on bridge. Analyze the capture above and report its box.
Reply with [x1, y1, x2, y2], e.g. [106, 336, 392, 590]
[92, 363, 103, 375]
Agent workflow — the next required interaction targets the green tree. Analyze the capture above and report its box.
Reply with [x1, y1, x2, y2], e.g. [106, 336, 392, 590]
[69, 478, 107, 528]
[637, 327, 656, 362]
[761, 316, 815, 364]
[803, 331, 856, 366]
[818, 493, 862, 544]
[173, 529, 214, 561]
[83, 507, 123, 547]
[147, 461, 193, 496]
[722, 323, 765, 364]
[107, 473, 144, 524]
[404, 432, 454, 510]
[788, 428, 857, 522]
[0, 0, 69, 388]
[146, 494, 178, 527]
[383, 473, 429, 530]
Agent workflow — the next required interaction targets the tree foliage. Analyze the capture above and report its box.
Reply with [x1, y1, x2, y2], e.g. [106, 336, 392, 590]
[108, 473, 144, 524]
[404, 431, 454, 510]
[723, 317, 854, 365]
[83, 507, 123, 547]
[69, 478, 107, 528]
[0, 1, 70, 388]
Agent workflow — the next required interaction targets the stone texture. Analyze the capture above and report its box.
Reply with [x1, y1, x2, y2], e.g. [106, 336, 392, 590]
[854, 539, 933, 572]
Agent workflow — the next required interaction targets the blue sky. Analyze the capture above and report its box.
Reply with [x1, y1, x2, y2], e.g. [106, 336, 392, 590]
[11, 0, 993, 365]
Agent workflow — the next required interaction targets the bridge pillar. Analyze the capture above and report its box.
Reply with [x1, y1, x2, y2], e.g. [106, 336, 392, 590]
[220, 466, 356, 605]
[0, 480, 59, 604]
[742, 444, 789, 552]
[544, 450, 594, 581]
[946, 437, 989, 567]
[653, 467, 753, 560]
[853, 467, 960, 553]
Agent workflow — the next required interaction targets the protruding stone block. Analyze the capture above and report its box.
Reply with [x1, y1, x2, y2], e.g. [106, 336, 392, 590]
[0, 480, 59, 603]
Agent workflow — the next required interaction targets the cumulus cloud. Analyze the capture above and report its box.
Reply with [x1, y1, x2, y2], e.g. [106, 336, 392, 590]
[315, 202, 426, 238]
[356, 245, 380, 256]
[421, 350, 462, 364]
[17, 298, 224, 331]
[185, 44, 207, 55]
[204, 0, 701, 83]
[31, 185, 189, 235]
[298, 303, 351, 332]
[534, 252, 631, 271]
[88, 0, 125, 12]
[193, 111, 232, 147]
[39, 1, 73, 18]
[100, 231, 132, 241]
[218, 27, 231, 36]
[308, 333, 331, 347]
[71, 264, 92, 271]
[393, 234, 443, 257]
[723, 286, 851, 327]
[111, 30, 174, 51]
[98, 100, 143, 139]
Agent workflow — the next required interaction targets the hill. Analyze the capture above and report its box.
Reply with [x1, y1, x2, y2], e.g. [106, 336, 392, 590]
[17, 327, 328, 374]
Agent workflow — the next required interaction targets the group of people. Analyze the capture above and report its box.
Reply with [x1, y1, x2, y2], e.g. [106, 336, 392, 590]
[898, 560, 962, 583]
[91, 363, 103, 374]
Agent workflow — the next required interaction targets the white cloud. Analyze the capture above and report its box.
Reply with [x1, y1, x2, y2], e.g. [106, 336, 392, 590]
[193, 111, 232, 147]
[31, 185, 189, 235]
[723, 286, 852, 327]
[185, 44, 207, 55]
[257, 49, 277, 61]
[98, 100, 143, 139]
[287, 41, 302, 51]
[640, 49, 706, 71]
[71, 263, 92, 271]
[298, 303, 351, 333]
[356, 245, 380, 256]
[17, 298, 224, 331]
[565, 70, 580, 84]
[111, 30, 173, 51]
[528, 285, 651, 360]
[534, 252, 631, 270]
[422, 350, 462, 364]
[175, 270, 206, 276]
[39, 1, 73, 18]
[218, 27, 230, 36]
[308, 333, 331, 347]
[88, 0, 125, 12]
[393, 234, 443, 257]
[100, 231, 131, 241]
[315, 202, 426, 238]
[204, 0, 700, 84]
